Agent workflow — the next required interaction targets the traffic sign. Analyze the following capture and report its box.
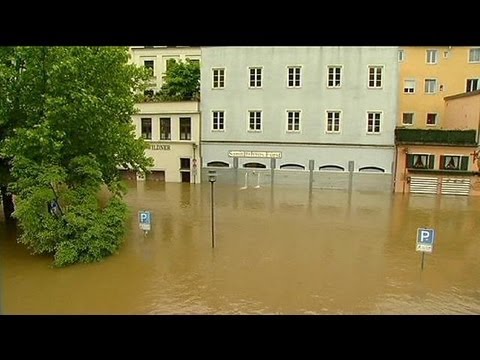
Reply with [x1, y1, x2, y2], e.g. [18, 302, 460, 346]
[416, 228, 435, 253]
[139, 211, 151, 231]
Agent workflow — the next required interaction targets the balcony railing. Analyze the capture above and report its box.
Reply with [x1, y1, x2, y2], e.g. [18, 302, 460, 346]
[395, 128, 477, 146]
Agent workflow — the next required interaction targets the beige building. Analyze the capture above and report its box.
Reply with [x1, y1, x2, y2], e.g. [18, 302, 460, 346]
[128, 46, 202, 183]
[129, 46, 201, 92]
[132, 101, 201, 183]
[394, 90, 480, 196]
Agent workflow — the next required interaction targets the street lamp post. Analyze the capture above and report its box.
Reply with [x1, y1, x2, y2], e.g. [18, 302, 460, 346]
[208, 170, 217, 248]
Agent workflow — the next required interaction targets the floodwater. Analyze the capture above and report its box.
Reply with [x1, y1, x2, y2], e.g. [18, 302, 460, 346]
[1, 182, 480, 314]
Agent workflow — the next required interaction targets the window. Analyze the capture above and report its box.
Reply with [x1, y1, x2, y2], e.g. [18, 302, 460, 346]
[248, 111, 262, 131]
[243, 162, 266, 168]
[424, 79, 437, 93]
[212, 68, 225, 89]
[403, 79, 415, 93]
[426, 50, 438, 64]
[287, 111, 301, 132]
[207, 161, 229, 168]
[144, 60, 154, 76]
[327, 66, 342, 87]
[249, 67, 262, 88]
[141, 118, 152, 140]
[326, 111, 341, 133]
[179, 117, 191, 140]
[180, 158, 190, 170]
[319, 165, 345, 172]
[402, 113, 414, 125]
[398, 50, 405, 62]
[368, 66, 383, 88]
[212, 111, 225, 131]
[160, 117, 171, 140]
[358, 166, 385, 173]
[407, 154, 434, 169]
[440, 155, 469, 171]
[187, 59, 200, 66]
[287, 66, 301, 87]
[367, 112, 381, 134]
[426, 113, 437, 126]
[280, 164, 305, 170]
[166, 58, 177, 71]
[469, 48, 480, 63]
[466, 79, 480, 92]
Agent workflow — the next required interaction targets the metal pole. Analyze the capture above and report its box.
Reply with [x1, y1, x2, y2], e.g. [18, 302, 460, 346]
[421, 252, 425, 271]
[211, 181, 215, 248]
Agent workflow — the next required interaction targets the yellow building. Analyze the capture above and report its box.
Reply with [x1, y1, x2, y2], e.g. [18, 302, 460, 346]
[399, 46, 480, 128]
[125, 46, 202, 183]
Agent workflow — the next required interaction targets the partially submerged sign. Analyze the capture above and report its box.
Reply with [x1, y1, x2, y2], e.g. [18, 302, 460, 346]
[416, 228, 435, 253]
[139, 211, 152, 232]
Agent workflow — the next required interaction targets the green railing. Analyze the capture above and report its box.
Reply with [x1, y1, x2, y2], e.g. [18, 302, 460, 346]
[395, 128, 477, 146]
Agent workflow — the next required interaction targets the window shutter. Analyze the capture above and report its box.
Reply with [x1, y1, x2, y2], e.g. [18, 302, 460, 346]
[461, 156, 469, 170]
[439, 155, 446, 170]
[428, 155, 435, 169]
[406, 154, 414, 168]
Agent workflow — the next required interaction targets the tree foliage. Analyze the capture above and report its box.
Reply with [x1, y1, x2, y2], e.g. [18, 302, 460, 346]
[0, 47, 153, 266]
[156, 58, 200, 101]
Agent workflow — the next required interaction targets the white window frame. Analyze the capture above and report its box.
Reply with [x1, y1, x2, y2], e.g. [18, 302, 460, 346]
[287, 66, 302, 88]
[286, 110, 301, 133]
[410, 153, 432, 169]
[469, 48, 480, 63]
[212, 110, 225, 131]
[403, 79, 416, 94]
[367, 65, 383, 89]
[212, 68, 226, 89]
[325, 110, 342, 133]
[366, 111, 382, 134]
[426, 49, 438, 64]
[466, 78, 480, 92]
[247, 110, 262, 132]
[426, 113, 438, 126]
[142, 58, 156, 77]
[424, 78, 438, 94]
[442, 154, 463, 170]
[398, 50, 405, 62]
[327, 65, 342, 88]
[248, 67, 263, 88]
[402, 112, 414, 126]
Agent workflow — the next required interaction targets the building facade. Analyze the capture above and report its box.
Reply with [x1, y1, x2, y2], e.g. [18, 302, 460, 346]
[398, 46, 480, 129]
[394, 91, 480, 196]
[128, 47, 202, 183]
[200, 47, 399, 191]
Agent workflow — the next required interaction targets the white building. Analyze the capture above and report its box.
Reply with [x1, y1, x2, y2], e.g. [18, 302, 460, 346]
[128, 47, 202, 183]
[200, 47, 399, 190]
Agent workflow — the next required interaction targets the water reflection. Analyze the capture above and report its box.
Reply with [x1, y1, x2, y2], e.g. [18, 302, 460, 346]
[1, 183, 480, 314]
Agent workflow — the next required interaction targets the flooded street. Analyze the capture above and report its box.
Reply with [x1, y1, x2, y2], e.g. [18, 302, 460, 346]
[1, 182, 480, 314]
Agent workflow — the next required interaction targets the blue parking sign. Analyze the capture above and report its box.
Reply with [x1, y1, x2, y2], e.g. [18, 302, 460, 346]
[139, 211, 151, 231]
[416, 228, 435, 253]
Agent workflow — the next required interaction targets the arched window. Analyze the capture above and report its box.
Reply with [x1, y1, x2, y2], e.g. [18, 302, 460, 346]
[358, 166, 385, 173]
[280, 163, 305, 170]
[243, 162, 267, 169]
[318, 165, 345, 171]
[207, 161, 230, 168]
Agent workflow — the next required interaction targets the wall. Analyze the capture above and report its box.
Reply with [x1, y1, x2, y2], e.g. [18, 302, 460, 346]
[399, 46, 480, 128]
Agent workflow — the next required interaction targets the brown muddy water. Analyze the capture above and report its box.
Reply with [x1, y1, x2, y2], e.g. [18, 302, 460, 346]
[1, 182, 480, 314]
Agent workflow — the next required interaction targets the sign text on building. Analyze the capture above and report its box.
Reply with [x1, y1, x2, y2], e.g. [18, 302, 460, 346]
[150, 144, 171, 151]
[228, 150, 282, 159]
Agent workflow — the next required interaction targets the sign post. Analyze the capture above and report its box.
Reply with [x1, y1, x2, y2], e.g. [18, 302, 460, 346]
[139, 211, 152, 236]
[416, 228, 435, 271]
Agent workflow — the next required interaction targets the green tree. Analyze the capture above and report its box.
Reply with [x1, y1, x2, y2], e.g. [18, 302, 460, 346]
[0, 46, 153, 266]
[157, 58, 200, 101]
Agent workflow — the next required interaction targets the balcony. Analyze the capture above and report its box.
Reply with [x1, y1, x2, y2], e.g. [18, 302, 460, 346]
[395, 128, 477, 146]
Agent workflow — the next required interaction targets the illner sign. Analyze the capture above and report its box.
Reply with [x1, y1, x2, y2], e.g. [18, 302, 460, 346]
[228, 150, 282, 159]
